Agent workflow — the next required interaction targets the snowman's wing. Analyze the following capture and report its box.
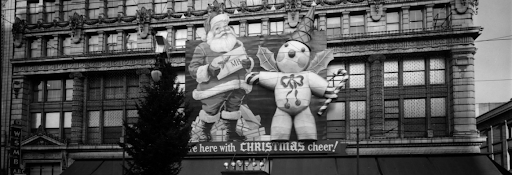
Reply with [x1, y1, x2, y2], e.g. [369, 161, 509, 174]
[256, 46, 279, 72]
[307, 49, 334, 74]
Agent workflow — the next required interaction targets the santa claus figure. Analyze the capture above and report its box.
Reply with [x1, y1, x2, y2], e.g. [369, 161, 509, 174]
[188, 7, 255, 142]
[245, 3, 338, 141]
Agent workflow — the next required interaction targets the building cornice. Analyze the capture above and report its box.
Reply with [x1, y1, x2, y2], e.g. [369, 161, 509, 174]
[477, 101, 512, 125]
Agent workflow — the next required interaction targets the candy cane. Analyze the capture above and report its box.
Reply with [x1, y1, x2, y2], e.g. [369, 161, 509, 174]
[317, 69, 349, 116]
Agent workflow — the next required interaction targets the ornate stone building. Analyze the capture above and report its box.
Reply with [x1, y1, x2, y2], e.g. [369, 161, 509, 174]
[2, 0, 504, 174]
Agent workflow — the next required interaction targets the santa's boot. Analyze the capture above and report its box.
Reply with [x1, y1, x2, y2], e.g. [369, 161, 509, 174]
[221, 111, 245, 141]
[196, 110, 220, 142]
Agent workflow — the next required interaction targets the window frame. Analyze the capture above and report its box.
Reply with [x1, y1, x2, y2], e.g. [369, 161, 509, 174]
[326, 16, 342, 36]
[349, 14, 365, 34]
[409, 8, 424, 30]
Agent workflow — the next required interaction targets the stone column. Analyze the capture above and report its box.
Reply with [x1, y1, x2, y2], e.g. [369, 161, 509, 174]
[187, 24, 194, 41]
[240, 20, 247, 37]
[69, 72, 84, 144]
[450, 48, 478, 137]
[368, 54, 385, 138]
[342, 11, 350, 34]
[10, 77, 30, 136]
[402, 6, 410, 30]
[318, 13, 327, 31]
[261, 18, 269, 35]
[426, 4, 434, 28]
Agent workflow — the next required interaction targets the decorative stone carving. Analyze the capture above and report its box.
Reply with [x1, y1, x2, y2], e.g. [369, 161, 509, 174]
[285, 0, 302, 28]
[455, 0, 478, 14]
[12, 17, 26, 48]
[368, 0, 384, 21]
[137, 7, 153, 39]
[69, 12, 85, 44]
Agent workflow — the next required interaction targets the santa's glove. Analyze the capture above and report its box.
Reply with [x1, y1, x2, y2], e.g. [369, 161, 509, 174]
[208, 64, 221, 77]
[241, 58, 252, 69]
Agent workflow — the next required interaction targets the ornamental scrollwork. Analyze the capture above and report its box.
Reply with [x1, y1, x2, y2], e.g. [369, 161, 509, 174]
[285, 0, 302, 28]
[368, 0, 384, 21]
[137, 7, 153, 39]
[69, 12, 85, 44]
[12, 17, 26, 48]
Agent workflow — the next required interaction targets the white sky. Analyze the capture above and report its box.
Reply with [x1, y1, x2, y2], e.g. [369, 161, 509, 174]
[474, 0, 512, 103]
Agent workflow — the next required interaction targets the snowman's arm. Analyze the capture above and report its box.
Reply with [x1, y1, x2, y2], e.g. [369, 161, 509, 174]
[245, 72, 280, 89]
[307, 72, 336, 98]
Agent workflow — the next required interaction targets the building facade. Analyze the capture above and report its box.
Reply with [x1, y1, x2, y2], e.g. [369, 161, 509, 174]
[478, 100, 512, 172]
[1, 0, 501, 174]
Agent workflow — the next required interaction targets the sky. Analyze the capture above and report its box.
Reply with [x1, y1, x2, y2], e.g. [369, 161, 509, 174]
[473, 0, 512, 103]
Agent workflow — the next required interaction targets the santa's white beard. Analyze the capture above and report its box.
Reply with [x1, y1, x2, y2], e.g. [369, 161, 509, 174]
[207, 32, 237, 53]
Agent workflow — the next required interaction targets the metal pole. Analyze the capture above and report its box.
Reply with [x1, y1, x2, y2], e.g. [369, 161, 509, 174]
[356, 128, 359, 175]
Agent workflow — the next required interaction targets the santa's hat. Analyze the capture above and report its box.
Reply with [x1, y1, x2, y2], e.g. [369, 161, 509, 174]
[289, 2, 317, 49]
[204, 0, 229, 35]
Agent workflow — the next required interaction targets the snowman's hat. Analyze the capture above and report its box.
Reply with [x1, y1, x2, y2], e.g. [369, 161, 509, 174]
[289, 2, 317, 49]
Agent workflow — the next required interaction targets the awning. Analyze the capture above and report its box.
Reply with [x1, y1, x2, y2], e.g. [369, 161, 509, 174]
[61, 160, 123, 175]
[179, 159, 228, 175]
[270, 154, 510, 175]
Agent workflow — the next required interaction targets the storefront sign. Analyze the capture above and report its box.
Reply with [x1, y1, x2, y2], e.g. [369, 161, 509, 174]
[10, 126, 22, 175]
[188, 140, 346, 155]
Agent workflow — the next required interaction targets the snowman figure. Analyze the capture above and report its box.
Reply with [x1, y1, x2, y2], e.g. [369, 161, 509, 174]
[245, 2, 338, 141]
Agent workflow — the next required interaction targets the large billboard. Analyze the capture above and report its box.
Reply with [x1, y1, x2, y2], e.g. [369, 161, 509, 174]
[185, 3, 348, 144]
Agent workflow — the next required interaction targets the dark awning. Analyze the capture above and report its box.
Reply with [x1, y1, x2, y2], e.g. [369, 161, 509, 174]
[271, 158, 338, 175]
[61, 160, 123, 175]
[180, 159, 229, 175]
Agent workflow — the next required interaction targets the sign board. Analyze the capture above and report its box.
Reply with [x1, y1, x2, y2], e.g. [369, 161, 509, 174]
[188, 140, 347, 155]
[10, 126, 22, 175]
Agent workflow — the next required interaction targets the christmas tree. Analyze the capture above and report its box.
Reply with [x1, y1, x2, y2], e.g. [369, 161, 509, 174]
[120, 61, 191, 175]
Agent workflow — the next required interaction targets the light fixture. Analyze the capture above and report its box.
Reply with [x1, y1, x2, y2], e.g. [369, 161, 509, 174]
[13, 81, 22, 99]
[223, 162, 229, 169]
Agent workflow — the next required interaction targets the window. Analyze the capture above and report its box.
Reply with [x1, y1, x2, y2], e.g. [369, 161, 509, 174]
[174, 0, 188, 12]
[195, 27, 205, 40]
[326, 102, 346, 139]
[326, 63, 346, 87]
[404, 98, 426, 137]
[409, 9, 423, 29]
[403, 58, 425, 86]
[384, 60, 398, 87]
[154, 0, 167, 14]
[33, 79, 73, 102]
[194, 0, 213, 10]
[268, 0, 284, 4]
[88, 73, 140, 100]
[107, 0, 118, 17]
[269, 21, 284, 35]
[384, 100, 399, 137]
[246, 0, 262, 6]
[63, 36, 71, 55]
[88, 34, 100, 52]
[429, 57, 445, 84]
[349, 15, 365, 33]
[107, 33, 118, 51]
[349, 101, 366, 139]
[87, 110, 126, 144]
[26, 163, 61, 175]
[175, 29, 187, 48]
[30, 38, 41, 58]
[45, 36, 57, 57]
[230, 24, 240, 36]
[88, 0, 102, 19]
[175, 72, 186, 92]
[45, 1, 56, 22]
[493, 125, 502, 144]
[349, 62, 365, 88]
[431, 98, 447, 136]
[326, 17, 341, 36]
[126, 31, 138, 50]
[64, 112, 72, 139]
[28, 1, 42, 24]
[386, 11, 399, 31]
[433, 6, 448, 28]
[126, 0, 138, 16]
[225, 0, 240, 8]
[30, 112, 72, 140]
[62, 1, 72, 20]
[31, 113, 42, 132]
[248, 23, 262, 37]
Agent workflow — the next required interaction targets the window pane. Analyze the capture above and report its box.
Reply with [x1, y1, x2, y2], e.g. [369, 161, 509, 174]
[431, 98, 446, 117]
[175, 1, 188, 12]
[248, 23, 262, 36]
[350, 63, 365, 74]
[33, 81, 43, 102]
[127, 110, 138, 118]
[63, 37, 71, 55]
[430, 58, 445, 69]
[403, 59, 425, 71]
[349, 101, 366, 139]
[387, 12, 399, 23]
[31, 113, 42, 129]
[387, 24, 399, 31]
[104, 110, 123, 127]
[88, 111, 100, 127]
[45, 112, 60, 128]
[403, 72, 425, 86]
[327, 64, 346, 76]
[410, 10, 423, 21]
[350, 101, 366, 119]
[410, 21, 423, 29]
[64, 112, 72, 128]
[195, 27, 205, 40]
[66, 79, 73, 101]
[430, 70, 445, 84]
[47, 80, 62, 101]
[349, 75, 365, 88]
[384, 73, 398, 87]
[247, 0, 262, 6]
[327, 17, 341, 28]
[404, 99, 425, 118]
[126, 32, 138, 49]
[126, 5, 138, 16]
[384, 61, 398, 72]
[349, 26, 364, 33]
[327, 102, 345, 120]
[350, 15, 364, 26]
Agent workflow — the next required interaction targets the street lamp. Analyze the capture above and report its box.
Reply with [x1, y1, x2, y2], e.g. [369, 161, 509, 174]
[152, 34, 172, 82]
